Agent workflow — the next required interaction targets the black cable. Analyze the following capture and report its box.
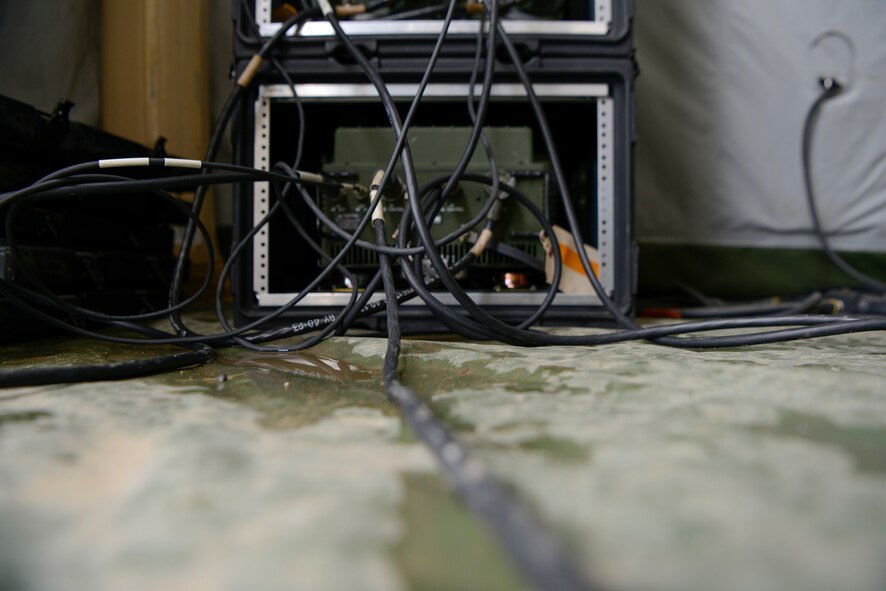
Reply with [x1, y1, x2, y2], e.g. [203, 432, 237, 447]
[661, 292, 824, 320]
[2, 3, 885, 389]
[246, 250, 478, 343]
[166, 86, 241, 337]
[439, 0, 498, 201]
[327, 15, 886, 347]
[384, 4, 447, 20]
[0, 165, 339, 203]
[257, 6, 323, 59]
[387, 23, 557, 333]
[291, 0, 494, 261]
[213, 180, 362, 353]
[9, 157, 880, 349]
[465, 4, 499, 196]
[1, 176, 214, 323]
[333, 0, 543, 346]
[210, 0, 474, 316]
[374, 214, 594, 591]
[167, 3, 322, 341]
[218, 5, 342, 348]
[1, 169, 341, 348]
[485, 237, 545, 271]
[292, 165, 503, 256]
[357, 3, 596, 345]
[496, 21, 636, 330]
[241, 0, 316, 170]
[1, 161, 364, 347]
[0, 345, 214, 389]
[324, 2, 529, 347]
[324, 7, 596, 586]
[802, 77, 886, 292]
[3, 0, 880, 354]
[197, 38, 493, 350]
[400, 174, 563, 331]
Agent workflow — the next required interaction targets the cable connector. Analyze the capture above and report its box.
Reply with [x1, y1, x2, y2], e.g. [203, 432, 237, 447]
[819, 76, 842, 93]
[237, 55, 264, 88]
[469, 227, 494, 257]
[297, 171, 325, 185]
[465, 0, 484, 15]
[334, 3, 366, 17]
[485, 174, 515, 223]
[316, 0, 334, 17]
[369, 169, 386, 222]
[346, 183, 369, 200]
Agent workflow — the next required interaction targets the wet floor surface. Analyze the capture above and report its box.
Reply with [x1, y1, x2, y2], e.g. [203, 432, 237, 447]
[1, 326, 885, 590]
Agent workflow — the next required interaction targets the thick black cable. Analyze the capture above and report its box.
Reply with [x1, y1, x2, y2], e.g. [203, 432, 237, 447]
[0, 346, 214, 389]
[167, 86, 241, 337]
[327, 7, 596, 585]
[676, 292, 823, 319]
[335, 271, 386, 336]
[0, 160, 341, 204]
[374, 215, 594, 591]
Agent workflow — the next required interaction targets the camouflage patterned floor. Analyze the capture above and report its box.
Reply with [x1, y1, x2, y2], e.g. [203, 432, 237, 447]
[1, 325, 885, 590]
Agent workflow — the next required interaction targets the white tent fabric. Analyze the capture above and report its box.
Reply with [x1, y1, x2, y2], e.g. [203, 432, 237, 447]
[634, 0, 886, 252]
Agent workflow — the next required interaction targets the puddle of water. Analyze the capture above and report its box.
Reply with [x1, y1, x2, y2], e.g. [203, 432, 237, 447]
[219, 350, 376, 383]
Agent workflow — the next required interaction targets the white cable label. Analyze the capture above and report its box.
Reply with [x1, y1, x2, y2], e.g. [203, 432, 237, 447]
[298, 171, 325, 184]
[371, 200, 384, 222]
[98, 158, 150, 169]
[164, 158, 202, 169]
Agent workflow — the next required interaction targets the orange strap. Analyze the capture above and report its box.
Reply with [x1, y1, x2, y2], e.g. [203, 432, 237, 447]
[559, 244, 599, 278]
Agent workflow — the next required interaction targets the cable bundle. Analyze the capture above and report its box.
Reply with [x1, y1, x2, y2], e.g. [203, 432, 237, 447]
[1, 3, 884, 589]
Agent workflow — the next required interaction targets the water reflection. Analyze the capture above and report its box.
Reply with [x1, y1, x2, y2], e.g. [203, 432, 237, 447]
[221, 351, 375, 383]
